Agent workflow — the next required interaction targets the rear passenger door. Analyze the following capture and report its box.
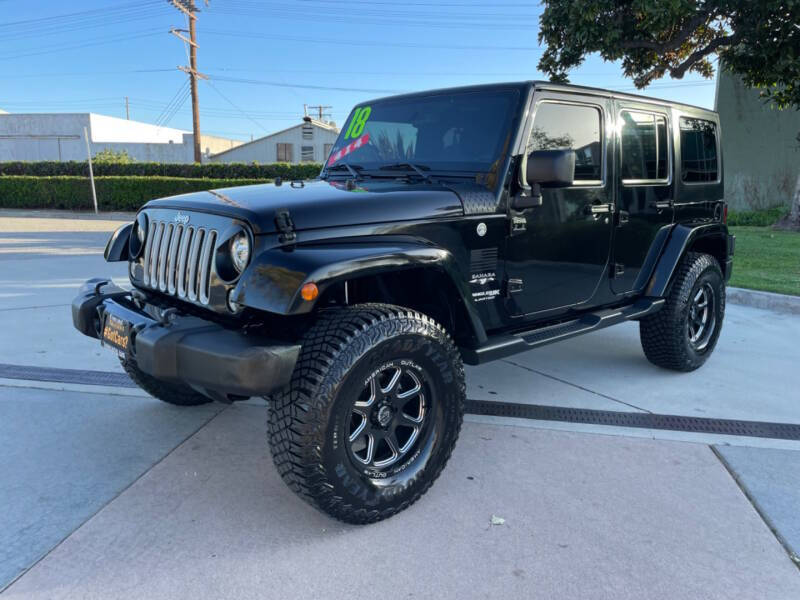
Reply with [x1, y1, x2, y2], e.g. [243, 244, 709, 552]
[611, 102, 675, 295]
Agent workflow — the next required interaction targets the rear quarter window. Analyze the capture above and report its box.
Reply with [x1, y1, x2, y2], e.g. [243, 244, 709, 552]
[680, 117, 718, 183]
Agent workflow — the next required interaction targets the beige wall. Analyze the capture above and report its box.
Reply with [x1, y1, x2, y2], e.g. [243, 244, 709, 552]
[715, 69, 800, 210]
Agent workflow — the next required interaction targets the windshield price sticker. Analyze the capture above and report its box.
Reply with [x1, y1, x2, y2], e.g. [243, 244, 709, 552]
[344, 106, 371, 140]
[327, 133, 370, 166]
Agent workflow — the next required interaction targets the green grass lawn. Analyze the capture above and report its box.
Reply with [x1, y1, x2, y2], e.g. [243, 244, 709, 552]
[728, 226, 800, 296]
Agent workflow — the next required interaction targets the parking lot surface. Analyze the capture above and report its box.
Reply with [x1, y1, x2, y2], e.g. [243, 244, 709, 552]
[1, 212, 799, 598]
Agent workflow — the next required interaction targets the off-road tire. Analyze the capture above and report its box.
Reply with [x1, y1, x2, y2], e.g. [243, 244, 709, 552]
[120, 355, 212, 406]
[268, 303, 465, 524]
[640, 252, 725, 371]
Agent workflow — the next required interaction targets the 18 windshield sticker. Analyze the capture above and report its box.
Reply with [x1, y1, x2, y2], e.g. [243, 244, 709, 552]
[344, 106, 371, 140]
[327, 106, 372, 166]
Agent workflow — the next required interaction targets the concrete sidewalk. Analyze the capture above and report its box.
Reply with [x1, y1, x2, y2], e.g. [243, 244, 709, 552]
[3, 404, 800, 600]
[2, 211, 800, 598]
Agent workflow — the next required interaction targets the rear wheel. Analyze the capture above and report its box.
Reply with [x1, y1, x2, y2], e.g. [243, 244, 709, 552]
[268, 304, 465, 524]
[639, 252, 725, 371]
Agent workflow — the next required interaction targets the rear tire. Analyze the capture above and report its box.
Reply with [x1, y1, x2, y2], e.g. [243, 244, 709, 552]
[120, 355, 212, 406]
[639, 252, 725, 371]
[268, 303, 465, 524]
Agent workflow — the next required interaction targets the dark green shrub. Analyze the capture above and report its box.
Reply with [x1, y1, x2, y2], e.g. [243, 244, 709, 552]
[0, 161, 322, 180]
[727, 206, 789, 227]
[0, 176, 273, 211]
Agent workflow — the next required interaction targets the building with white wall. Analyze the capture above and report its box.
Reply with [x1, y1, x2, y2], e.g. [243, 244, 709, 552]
[0, 112, 241, 163]
[208, 118, 339, 164]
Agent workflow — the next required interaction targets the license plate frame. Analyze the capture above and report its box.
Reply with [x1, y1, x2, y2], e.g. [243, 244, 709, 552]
[102, 312, 131, 354]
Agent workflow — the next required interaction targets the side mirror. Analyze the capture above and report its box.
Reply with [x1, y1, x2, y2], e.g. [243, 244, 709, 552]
[526, 149, 575, 188]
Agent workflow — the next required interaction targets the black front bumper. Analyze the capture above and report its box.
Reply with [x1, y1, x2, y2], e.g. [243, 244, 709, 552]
[72, 279, 300, 400]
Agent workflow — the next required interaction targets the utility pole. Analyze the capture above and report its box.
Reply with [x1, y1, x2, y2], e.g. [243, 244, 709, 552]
[125, 96, 130, 120]
[308, 104, 332, 121]
[169, 0, 206, 163]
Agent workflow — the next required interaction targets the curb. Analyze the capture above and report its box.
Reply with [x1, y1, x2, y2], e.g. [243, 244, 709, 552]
[727, 287, 800, 315]
[0, 209, 135, 221]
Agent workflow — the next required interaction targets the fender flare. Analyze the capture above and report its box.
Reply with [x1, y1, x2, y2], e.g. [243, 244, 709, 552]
[104, 223, 132, 262]
[231, 240, 487, 343]
[645, 223, 729, 297]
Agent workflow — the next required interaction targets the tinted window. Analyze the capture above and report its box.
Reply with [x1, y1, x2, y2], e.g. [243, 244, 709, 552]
[326, 89, 521, 173]
[680, 117, 718, 182]
[620, 111, 669, 181]
[529, 102, 602, 182]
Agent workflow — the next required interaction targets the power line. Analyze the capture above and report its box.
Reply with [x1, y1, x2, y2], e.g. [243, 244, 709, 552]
[209, 74, 402, 94]
[0, 30, 162, 61]
[154, 80, 190, 126]
[204, 79, 270, 133]
[204, 29, 542, 52]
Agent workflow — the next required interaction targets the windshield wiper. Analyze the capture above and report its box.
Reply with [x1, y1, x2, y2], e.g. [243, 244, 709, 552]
[324, 163, 364, 180]
[378, 162, 435, 183]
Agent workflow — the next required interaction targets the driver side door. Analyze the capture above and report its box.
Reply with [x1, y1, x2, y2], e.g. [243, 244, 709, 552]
[504, 94, 615, 319]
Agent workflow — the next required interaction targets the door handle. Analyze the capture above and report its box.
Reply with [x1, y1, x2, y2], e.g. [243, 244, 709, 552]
[586, 203, 614, 215]
[650, 199, 673, 210]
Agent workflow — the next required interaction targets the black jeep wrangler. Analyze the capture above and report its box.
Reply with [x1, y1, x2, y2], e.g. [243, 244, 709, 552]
[73, 82, 734, 523]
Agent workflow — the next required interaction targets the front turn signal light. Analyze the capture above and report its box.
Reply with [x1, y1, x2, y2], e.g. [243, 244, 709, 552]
[301, 282, 319, 302]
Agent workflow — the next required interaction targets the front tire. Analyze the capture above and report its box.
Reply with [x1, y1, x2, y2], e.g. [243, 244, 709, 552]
[268, 304, 465, 524]
[639, 252, 725, 371]
[120, 355, 212, 406]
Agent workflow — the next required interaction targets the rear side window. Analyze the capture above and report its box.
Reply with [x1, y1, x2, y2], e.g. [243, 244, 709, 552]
[620, 110, 669, 183]
[680, 117, 718, 183]
[528, 102, 603, 183]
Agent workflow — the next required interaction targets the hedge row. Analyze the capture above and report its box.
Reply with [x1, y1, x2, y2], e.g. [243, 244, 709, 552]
[727, 206, 789, 227]
[0, 176, 272, 212]
[0, 161, 322, 180]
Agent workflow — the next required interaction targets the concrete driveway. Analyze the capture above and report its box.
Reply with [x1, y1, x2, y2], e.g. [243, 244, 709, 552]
[1, 211, 799, 599]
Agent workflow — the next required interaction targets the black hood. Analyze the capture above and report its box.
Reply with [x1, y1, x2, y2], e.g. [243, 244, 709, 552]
[143, 179, 467, 234]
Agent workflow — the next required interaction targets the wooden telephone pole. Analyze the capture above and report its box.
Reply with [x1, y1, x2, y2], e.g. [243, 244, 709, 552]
[169, 0, 206, 163]
[308, 104, 333, 121]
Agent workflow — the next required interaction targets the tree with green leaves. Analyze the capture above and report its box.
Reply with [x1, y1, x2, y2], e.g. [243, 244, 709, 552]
[538, 1, 800, 108]
[93, 148, 135, 164]
[538, 0, 800, 228]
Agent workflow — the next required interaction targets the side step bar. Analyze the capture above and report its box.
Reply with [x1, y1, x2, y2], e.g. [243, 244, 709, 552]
[461, 298, 665, 365]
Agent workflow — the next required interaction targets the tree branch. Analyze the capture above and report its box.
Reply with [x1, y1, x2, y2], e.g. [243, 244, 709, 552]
[621, 11, 713, 53]
[670, 31, 743, 78]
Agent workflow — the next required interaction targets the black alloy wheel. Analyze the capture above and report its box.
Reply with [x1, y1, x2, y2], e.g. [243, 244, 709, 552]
[640, 251, 725, 371]
[268, 304, 465, 524]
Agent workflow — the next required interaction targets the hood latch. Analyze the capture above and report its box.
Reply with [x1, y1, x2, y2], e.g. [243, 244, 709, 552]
[274, 209, 297, 244]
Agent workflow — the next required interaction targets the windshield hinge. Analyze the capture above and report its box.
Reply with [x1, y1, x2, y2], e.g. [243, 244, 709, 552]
[274, 209, 296, 244]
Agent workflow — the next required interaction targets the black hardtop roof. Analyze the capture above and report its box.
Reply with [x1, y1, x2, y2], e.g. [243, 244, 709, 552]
[359, 80, 717, 119]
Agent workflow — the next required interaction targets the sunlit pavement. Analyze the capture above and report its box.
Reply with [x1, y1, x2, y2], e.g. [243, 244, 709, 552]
[1, 211, 799, 599]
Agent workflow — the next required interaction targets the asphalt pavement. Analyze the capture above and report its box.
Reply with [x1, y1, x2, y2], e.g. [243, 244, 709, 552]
[1, 211, 799, 599]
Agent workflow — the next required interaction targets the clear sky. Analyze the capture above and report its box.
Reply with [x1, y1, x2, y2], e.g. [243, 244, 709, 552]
[0, 0, 718, 142]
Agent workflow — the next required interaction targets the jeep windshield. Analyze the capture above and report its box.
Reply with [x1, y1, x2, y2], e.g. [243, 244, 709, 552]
[323, 88, 522, 178]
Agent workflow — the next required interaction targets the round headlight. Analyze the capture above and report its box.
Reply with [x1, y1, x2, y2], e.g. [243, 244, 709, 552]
[230, 232, 251, 273]
[129, 212, 148, 258]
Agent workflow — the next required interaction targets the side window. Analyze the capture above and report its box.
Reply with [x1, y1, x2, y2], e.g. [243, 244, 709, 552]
[276, 143, 293, 162]
[528, 102, 603, 183]
[680, 117, 718, 183]
[620, 111, 669, 183]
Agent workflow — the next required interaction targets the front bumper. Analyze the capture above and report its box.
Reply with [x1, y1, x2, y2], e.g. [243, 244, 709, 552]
[72, 279, 300, 400]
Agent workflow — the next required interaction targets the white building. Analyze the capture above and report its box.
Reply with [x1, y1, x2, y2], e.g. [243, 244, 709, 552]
[0, 112, 241, 163]
[209, 118, 340, 164]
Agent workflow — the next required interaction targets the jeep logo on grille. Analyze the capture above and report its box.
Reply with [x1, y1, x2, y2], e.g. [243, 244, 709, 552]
[174, 212, 190, 225]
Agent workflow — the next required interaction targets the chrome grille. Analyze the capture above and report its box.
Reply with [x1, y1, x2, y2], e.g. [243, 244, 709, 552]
[142, 220, 217, 304]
